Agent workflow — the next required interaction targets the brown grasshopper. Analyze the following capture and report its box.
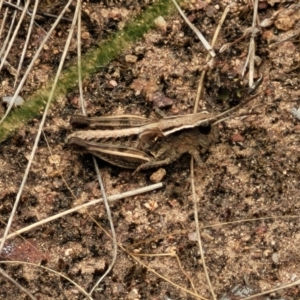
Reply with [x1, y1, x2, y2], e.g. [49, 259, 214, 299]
[67, 92, 260, 172]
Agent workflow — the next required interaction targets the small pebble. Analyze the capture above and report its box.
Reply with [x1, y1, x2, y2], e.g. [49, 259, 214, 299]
[291, 108, 300, 120]
[108, 80, 118, 88]
[154, 16, 167, 34]
[152, 92, 174, 108]
[272, 252, 279, 264]
[125, 54, 137, 63]
[81, 31, 90, 40]
[150, 168, 166, 183]
[231, 133, 244, 142]
[188, 232, 198, 241]
[275, 17, 295, 31]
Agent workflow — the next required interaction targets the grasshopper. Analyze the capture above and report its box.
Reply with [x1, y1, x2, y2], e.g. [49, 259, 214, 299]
[67, 92, 260, 172]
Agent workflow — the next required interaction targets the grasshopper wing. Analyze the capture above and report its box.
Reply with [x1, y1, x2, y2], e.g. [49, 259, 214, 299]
[70, 115, 157, 129]
[68, 137, 151, 169]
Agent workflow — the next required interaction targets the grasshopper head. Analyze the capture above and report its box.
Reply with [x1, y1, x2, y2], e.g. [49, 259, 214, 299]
[197, 123, 220, 147]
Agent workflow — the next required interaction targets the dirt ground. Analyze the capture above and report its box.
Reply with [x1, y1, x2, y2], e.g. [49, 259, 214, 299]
[1, 1, 300, 299]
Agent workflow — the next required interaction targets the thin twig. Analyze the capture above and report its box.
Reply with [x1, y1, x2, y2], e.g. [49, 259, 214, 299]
[77, 7, 86, 116]
[0, 0, 22, 66]
[0, 0, 29, 71]
[70, 3, 118, 292]
[89, 157, 118, 295]
[0, 268, 37, 300]
[126, 253, 208, 299]
[242, 0, 259, 86]
[0, 261, 93, 300]
[3, 1, 72, 21]
[171, 0, 215, 58]
[132, 252, 199, 295]
[219, 27, 257, 53]
[190, 159, 217, 300]
[194, 4, 231, 111]
[127, 214, 300, 250]
[0, 0, 73, 125]
[91, 218, 209, 300]
[189, 5, 231, 300]
[242, 279, 300, 300]
[14, 0, 40, 86]
[0, 0, 4, 12]
[0, 183, 163, 243]
[0, 1, 11, 54]
[0, 0, 75, 253]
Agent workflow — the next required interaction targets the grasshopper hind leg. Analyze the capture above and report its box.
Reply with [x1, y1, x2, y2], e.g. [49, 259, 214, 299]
[133, 157, 173, 174]
[188, 147, 204, 166]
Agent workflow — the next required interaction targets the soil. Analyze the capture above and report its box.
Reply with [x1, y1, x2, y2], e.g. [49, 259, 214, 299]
[1, 1, 300, 299]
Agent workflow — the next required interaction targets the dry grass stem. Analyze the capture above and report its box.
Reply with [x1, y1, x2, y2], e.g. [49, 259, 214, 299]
[1, 261, 93, 299]
[0, 183, 163, 243]
[194, 4, 230, 110]
[0, 0, 73, 125]
[171, 0, 215, 58]
[0, 0, 29, 70]
[132, 252, 199, 295]
[92, 219, 209, 300]
[0, 268, 36, 300]
[190, 5, 231, 300]
[242, 0, 259, 86]
[70, 4, 118, 291]
[89, 157, 118, 295]
[14, 0, 39, 86]
[0, 0, 76, 252]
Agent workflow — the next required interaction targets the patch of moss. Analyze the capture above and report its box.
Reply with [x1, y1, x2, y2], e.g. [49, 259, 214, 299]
[0, 0, 176, 142]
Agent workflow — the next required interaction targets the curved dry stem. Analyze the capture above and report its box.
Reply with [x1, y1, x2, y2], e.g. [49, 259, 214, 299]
[189, 5, 231, 300]
[190, 159, 216, 300]
[90, 216, 209, 300]
[0, 267, 36, 300]
[88, 156, 118, 295]
[132, 252, 199, 296]
[69, 5, 118, 292]
[0, 261, 93, 299]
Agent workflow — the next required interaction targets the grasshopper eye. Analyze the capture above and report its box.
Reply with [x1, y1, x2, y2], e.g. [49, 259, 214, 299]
[198, 123, 211, 135]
